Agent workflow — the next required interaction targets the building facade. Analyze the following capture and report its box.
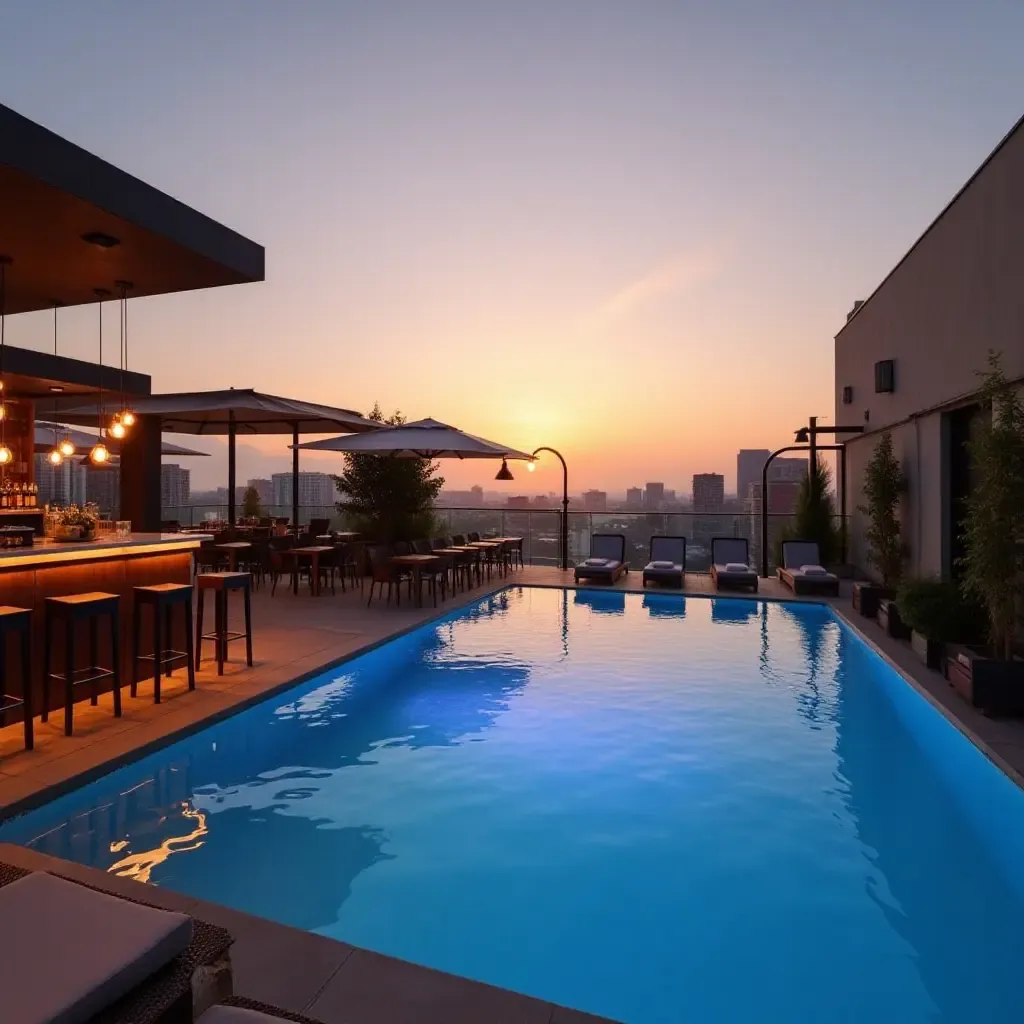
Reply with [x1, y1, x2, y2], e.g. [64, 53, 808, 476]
[246, 477, 273, 504]
[692, 473, 725, 513]
[161, 464, 191, 510]
[836, 113, 1024, 580]
[582, 489, 608, 511]
[35, 454, 87, 508]
[643, 482, 665, 509]
[272, 471, 336, 509]
[626, 487, 643, 510]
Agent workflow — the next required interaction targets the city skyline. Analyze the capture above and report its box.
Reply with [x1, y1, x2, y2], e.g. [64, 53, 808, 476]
[2, 4, 1023, 492]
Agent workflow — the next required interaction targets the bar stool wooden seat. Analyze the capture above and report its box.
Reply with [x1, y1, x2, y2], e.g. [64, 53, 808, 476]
[196, 573, 253, 676]
[0, 606, 33, 751]
[42, 592, 122, 736]
[132, 583, 196, 703]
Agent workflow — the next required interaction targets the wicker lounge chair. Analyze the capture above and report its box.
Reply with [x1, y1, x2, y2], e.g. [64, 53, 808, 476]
[201, 996, 325, 1023]
[642, 536, 686, 588]
[778, 540, 840, 596]
[574, 534, 628, 583]
[0, 863, 231, 1024]
[709, 537, 758, 592]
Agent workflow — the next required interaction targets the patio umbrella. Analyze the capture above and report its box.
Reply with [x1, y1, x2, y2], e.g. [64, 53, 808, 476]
[35, 422, 211, 457]
[293, 417, 534, 461]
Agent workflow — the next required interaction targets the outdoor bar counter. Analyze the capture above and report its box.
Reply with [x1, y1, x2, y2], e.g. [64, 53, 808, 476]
[0, 534, 208, 717]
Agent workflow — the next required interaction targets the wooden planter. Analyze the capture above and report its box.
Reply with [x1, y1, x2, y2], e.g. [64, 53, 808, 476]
[852, 582, 889, 619]
[946, 645, 1024, 715]
[911, 630, 944, 671]
[876, 598, 910, 640]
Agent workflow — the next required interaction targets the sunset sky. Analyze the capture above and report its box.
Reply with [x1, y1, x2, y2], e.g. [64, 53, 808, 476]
[2, 1, 1024, 495]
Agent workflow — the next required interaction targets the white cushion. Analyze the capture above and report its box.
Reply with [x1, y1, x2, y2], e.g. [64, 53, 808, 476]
[200, 1006, 288, 1023]
[583, 557, 608, 566]
[0, 872, 193, 1024]
[800, 564, 829, 575]
[650, 560, 676, 569]
[724, 562, 750, 573]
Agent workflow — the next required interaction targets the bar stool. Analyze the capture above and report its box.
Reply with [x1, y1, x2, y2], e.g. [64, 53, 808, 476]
[42, 593, 122, 737]
[0, 606, 33, 751]
[196, 573, 253, 676]
[132, 584, 196, 703]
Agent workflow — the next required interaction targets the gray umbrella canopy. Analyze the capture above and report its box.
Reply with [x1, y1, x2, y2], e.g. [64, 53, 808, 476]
[55, 388, 377, 435]
[35, 422, 210, 456]
[294, 417, 534, 460]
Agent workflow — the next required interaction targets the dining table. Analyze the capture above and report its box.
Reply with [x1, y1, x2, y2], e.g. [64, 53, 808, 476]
[389, 553, 447, 607]
[215, 541, 252, 572]
[282, 545, 335, 596]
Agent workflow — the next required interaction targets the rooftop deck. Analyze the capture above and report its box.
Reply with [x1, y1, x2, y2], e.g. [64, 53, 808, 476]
[2, 565, 1023, 1022]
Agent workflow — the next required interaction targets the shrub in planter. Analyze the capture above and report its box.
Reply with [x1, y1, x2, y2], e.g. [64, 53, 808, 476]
[876, 598, 909, 640]
[954, 351, 1024, 712]
[897, 578, 986, 670]
[854, 431, 905, 617]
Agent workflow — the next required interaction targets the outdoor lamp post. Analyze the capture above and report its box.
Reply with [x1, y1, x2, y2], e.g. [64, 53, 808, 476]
[530, 446, 569, 571]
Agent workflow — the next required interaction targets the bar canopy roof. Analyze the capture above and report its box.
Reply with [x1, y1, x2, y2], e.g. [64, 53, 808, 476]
[35, 422, 209, 457]
[0, 102, 264, 314]
[57, 388, 377, 436]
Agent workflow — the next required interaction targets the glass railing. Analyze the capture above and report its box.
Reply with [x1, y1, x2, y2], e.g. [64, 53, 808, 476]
[161, 504, 843, 573]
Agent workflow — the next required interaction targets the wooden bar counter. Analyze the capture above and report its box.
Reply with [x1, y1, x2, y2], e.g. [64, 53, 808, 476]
[0, 534, 209, 718]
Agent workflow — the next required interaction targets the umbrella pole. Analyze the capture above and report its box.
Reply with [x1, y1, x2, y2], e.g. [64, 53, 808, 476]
[292, 422, 300, 530]
[228, 410, 236, 525]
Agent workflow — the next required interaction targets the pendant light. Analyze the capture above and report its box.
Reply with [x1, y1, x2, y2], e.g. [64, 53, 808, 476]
[112, 280, 135, 433]
[0, 255, 12, 466]
[90, 288, 111, 465]
[47, 302, 64, 465]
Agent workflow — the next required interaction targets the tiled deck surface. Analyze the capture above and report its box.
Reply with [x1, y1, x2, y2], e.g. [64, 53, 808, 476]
[2, 564, 1024, 1022]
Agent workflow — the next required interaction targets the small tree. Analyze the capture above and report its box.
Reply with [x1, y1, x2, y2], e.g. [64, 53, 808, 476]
[792, 460, 840, 566]
[959, 351, 1024, 659]
[332, 404, 445, 543]
[241, 486, 263, 520]
[858, 431, 904, 587]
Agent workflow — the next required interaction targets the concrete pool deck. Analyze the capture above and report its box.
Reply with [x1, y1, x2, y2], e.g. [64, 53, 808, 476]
[3, 565, 1024, 1022]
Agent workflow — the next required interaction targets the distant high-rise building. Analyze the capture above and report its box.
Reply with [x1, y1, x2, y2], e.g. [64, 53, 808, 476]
[644, 482, 665, 509]
[768, 457, 808, 484]
[506, 495, 532, 509]
[748, 480, 802, 567]
[626, 487, 643, 510]
[737, 450, 771, 503]
[86, 465, 120, 518]
[663, 488, 676, 503]
[272, 472, 336, 509]
[247, 477, 274, 504]
[582, 489, 607, 511]
[35, 454, 87, 508]
[692, 473, 725, 513]
[161, 464, 191, 511]
[470, 485, 483, 505]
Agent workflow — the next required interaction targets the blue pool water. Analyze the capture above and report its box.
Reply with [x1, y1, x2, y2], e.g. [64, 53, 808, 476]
[3, 587, 1024, 1022]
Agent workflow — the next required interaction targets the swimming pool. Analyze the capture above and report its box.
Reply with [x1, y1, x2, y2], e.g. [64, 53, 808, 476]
[3, 586, 1023, 1022]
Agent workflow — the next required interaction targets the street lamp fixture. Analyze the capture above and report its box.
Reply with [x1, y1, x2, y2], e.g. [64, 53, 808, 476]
[532, 446, 569, 571]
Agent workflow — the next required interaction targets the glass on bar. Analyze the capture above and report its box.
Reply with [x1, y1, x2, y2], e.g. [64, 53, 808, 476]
[116, 520, 132, 538]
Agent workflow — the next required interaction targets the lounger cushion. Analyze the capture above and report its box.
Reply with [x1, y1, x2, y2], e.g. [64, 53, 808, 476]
[799, 564, 829, 575]
[200, 1007, 288, 1023]
[725, 562, 750, 573]
[583, 557, 609, 566]
[650, 560, 676, 569]
[0, 871, 193, 1024]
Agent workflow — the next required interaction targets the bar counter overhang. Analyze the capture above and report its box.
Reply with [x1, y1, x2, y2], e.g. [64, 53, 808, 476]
[1, 534, 207, 715]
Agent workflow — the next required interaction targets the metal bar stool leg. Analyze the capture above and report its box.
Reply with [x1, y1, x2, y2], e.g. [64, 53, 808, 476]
[131, 601, 141, 698]
[185, 597, 196, 691]
[244, 584, 253, 667]
[195, 588, 205, 669]
[164, 604, 174, 677]
[20, 627, 33, 751]
[110, 610, 122, 718]
[64, 616, 75, 737]
[89, 617, 99, 706]
[42, 612, 51, 723]
[153, 602, 162, 704]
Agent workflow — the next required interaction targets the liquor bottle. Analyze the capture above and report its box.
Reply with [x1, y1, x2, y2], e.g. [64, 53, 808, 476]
[15, 482, 23, 508]
[32, 482, 39, 508]
[0, 482, 6, 509]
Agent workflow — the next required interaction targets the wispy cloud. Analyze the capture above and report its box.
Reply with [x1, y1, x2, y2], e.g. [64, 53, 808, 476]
[587, 246, 727, 330]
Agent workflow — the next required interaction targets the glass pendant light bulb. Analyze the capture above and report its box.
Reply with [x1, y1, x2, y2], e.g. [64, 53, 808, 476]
[59, 436, 76, 457]
[0, 403, 6, 421]
[0, 445, 11, 465]
[121, 409, 136, 427]
[110, 418, 127, 440]
[48, 447, 64, 466]
[89, 442, 109, 465]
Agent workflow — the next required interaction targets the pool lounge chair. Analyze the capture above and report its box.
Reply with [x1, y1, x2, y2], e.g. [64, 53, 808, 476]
[0, 864, 231, 1024]
[574, 533, 628, 584]
[778, 540, 840, 596]
[709, 537, 758, 592]
[642, 536, 686, 588]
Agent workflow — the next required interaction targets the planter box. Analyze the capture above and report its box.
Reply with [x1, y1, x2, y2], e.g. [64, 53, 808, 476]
[911, 630, 944, 671]
[876, 598, 910, 640]
[852, 582, 889, 619]
[946, 645, 1024, 715]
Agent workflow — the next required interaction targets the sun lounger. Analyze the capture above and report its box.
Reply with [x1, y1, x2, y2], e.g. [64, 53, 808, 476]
[574, 533, 628, 583]
[642, 536, 686, 588]
[709, 537, 758, 592]
[778, 540, 840, 596]
[0, 862, 232, 1024]
[201, 996, 325, 1023]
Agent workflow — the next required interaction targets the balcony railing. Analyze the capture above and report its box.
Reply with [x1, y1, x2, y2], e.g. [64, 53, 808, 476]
[162, 504, 841, 573]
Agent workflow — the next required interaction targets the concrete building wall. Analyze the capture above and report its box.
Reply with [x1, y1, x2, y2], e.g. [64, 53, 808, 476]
[836, 115, 1024, 580]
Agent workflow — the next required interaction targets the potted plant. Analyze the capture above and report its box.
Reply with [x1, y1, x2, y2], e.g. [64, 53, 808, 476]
[948, 351, 1024, 714]
[54, 504, 100, 542]
[853, 431, 905, 618]
[897, 578, 985, 670]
